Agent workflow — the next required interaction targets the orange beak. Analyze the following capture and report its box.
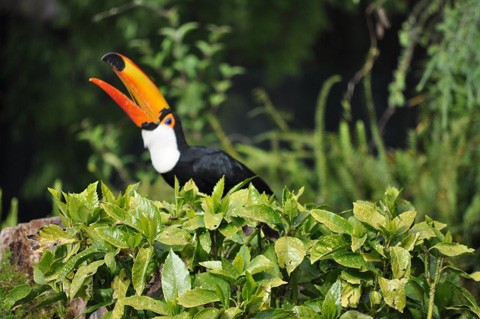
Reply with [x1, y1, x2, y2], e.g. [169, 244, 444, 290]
[89, 52, 170, 127]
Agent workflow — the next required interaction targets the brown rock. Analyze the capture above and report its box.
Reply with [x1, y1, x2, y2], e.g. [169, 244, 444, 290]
[0, 216, 62, 276]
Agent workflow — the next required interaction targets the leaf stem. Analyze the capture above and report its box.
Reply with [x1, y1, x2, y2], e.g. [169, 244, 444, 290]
[427, 256, 444, 319]
[291, 266, 300, 305]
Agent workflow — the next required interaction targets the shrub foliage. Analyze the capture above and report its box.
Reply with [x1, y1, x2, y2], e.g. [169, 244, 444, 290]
[2, 181, 479, 318]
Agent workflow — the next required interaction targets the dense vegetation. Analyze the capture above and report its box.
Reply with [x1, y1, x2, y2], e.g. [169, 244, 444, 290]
[2, 181, 479, 318]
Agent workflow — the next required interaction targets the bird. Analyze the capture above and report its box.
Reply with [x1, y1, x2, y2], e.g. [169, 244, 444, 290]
[89, 52, 273, 197]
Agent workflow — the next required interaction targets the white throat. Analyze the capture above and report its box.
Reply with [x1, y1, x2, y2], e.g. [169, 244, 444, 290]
[141, 125, 180, 174]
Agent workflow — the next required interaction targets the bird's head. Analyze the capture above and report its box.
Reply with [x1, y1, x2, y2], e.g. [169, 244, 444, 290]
[89, 52, 176, 131]
[90, 52, 185, 173]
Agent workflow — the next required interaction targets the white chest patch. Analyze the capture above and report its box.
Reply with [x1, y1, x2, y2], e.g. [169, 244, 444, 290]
[141, 125, 180, 174]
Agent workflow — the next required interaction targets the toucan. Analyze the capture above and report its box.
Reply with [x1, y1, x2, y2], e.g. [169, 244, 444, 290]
[89, 52, 273, 197]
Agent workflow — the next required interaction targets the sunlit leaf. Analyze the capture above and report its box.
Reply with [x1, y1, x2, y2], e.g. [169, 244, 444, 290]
[353, 201, 386, 230]
[194, 308, 222, 319]
[112, 269, 130, 300]
[132, 246, 153, 295]
[333, 252, 372, 272]
[36, 224, 77, 249]
[341, 282, 361, 308]
[339, 310, 373, 319]
[322, 280, 342, 319]
[121, 295, 170, 315]
[70, 260, 104, 298]
[236, 204, 282, 225]
[310, 234, 349, 263]
[156, 227, 191, 247]
[275, 236, 306, 275]
[177, 288, 219, 307]
[311, 209, 353, 234]
[431, 242, 474, 257]
[232, 245, 250, 274]
[56, 246, 105, 282]
[162, 249, 191, 303]
[378, 277, 407, 312]
[246, 255, 275, 275]
[95, 226, 131, 249]
[394, 210, 416, 231]
[389, 246, 411, 279]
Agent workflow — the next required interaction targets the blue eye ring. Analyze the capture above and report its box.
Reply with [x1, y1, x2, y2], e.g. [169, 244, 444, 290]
[165, 117, 172, 125]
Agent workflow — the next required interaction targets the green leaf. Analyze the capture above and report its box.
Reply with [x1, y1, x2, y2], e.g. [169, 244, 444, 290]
[33, 250, 54, 284]
[339, 310, 374, 319]
[341, 269, 374, 285]
[310, 234, 349, 263]
[232, 245, 250, 274]
[212, 176, 225, 201]
[311, 209, 353, 235]
[400, 233, 418, 251]
[275, 236, 306, 275]
[55, 246, 105, 282]
[2, 284, 31, 310]
[162, 249, 191, 303]
[101, 181, 116, 203]
[65, 182, 99, 224]
[469, 271, 480, 281]
[378, 277, 407, 312]
[204, 209, 224, 230]
[322, 280, 342, 319]
[156, 227, 191, 247]
[102, 202, 127, 222]
[112, 269, 130, 300]
[199, 231, 212, 253]
[177, 288, 219, 307]
[333, 252, 372, 272]
[393, 210, 416, 231]
[194, 308, 222, 319]
[70, 260, 104, 298]
[36, 224, 77, 249]
[353, 201, 386, 230]
[223, 307, 243, 318]
[431, 242, 475, 256]
[132, 246, 153, 295]
[341, 282, 362, 308]
[194, 272, 230, 305]
[95, 226, 131, 249]
[351, 234, 367, 252]
[128, 193, 162, 240]
[202, 259, 240, 282]
[246, 255, 275, 275]
[236, 204, 282, 225]
[389, 246, 411, 279]
[292, 305, 322, 319]
[443, 282, 480, 317]
[104, 250, 119, 273]
[252, 309, 296, 318]
[121, 295, 170, 315]
[410, 221, 436, 241]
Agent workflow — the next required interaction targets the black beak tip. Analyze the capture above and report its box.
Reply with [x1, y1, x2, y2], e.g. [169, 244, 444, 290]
[101, 52, 125, 71]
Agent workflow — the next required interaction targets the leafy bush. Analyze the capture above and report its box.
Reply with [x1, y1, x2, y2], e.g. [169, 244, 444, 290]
[3, 182, 479, 318]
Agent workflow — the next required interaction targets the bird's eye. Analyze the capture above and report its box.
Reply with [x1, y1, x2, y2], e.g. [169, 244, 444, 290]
[162, 114, 175, 127]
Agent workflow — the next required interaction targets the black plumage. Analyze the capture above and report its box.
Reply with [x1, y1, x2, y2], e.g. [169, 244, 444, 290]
[157, 110, 273, 196]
